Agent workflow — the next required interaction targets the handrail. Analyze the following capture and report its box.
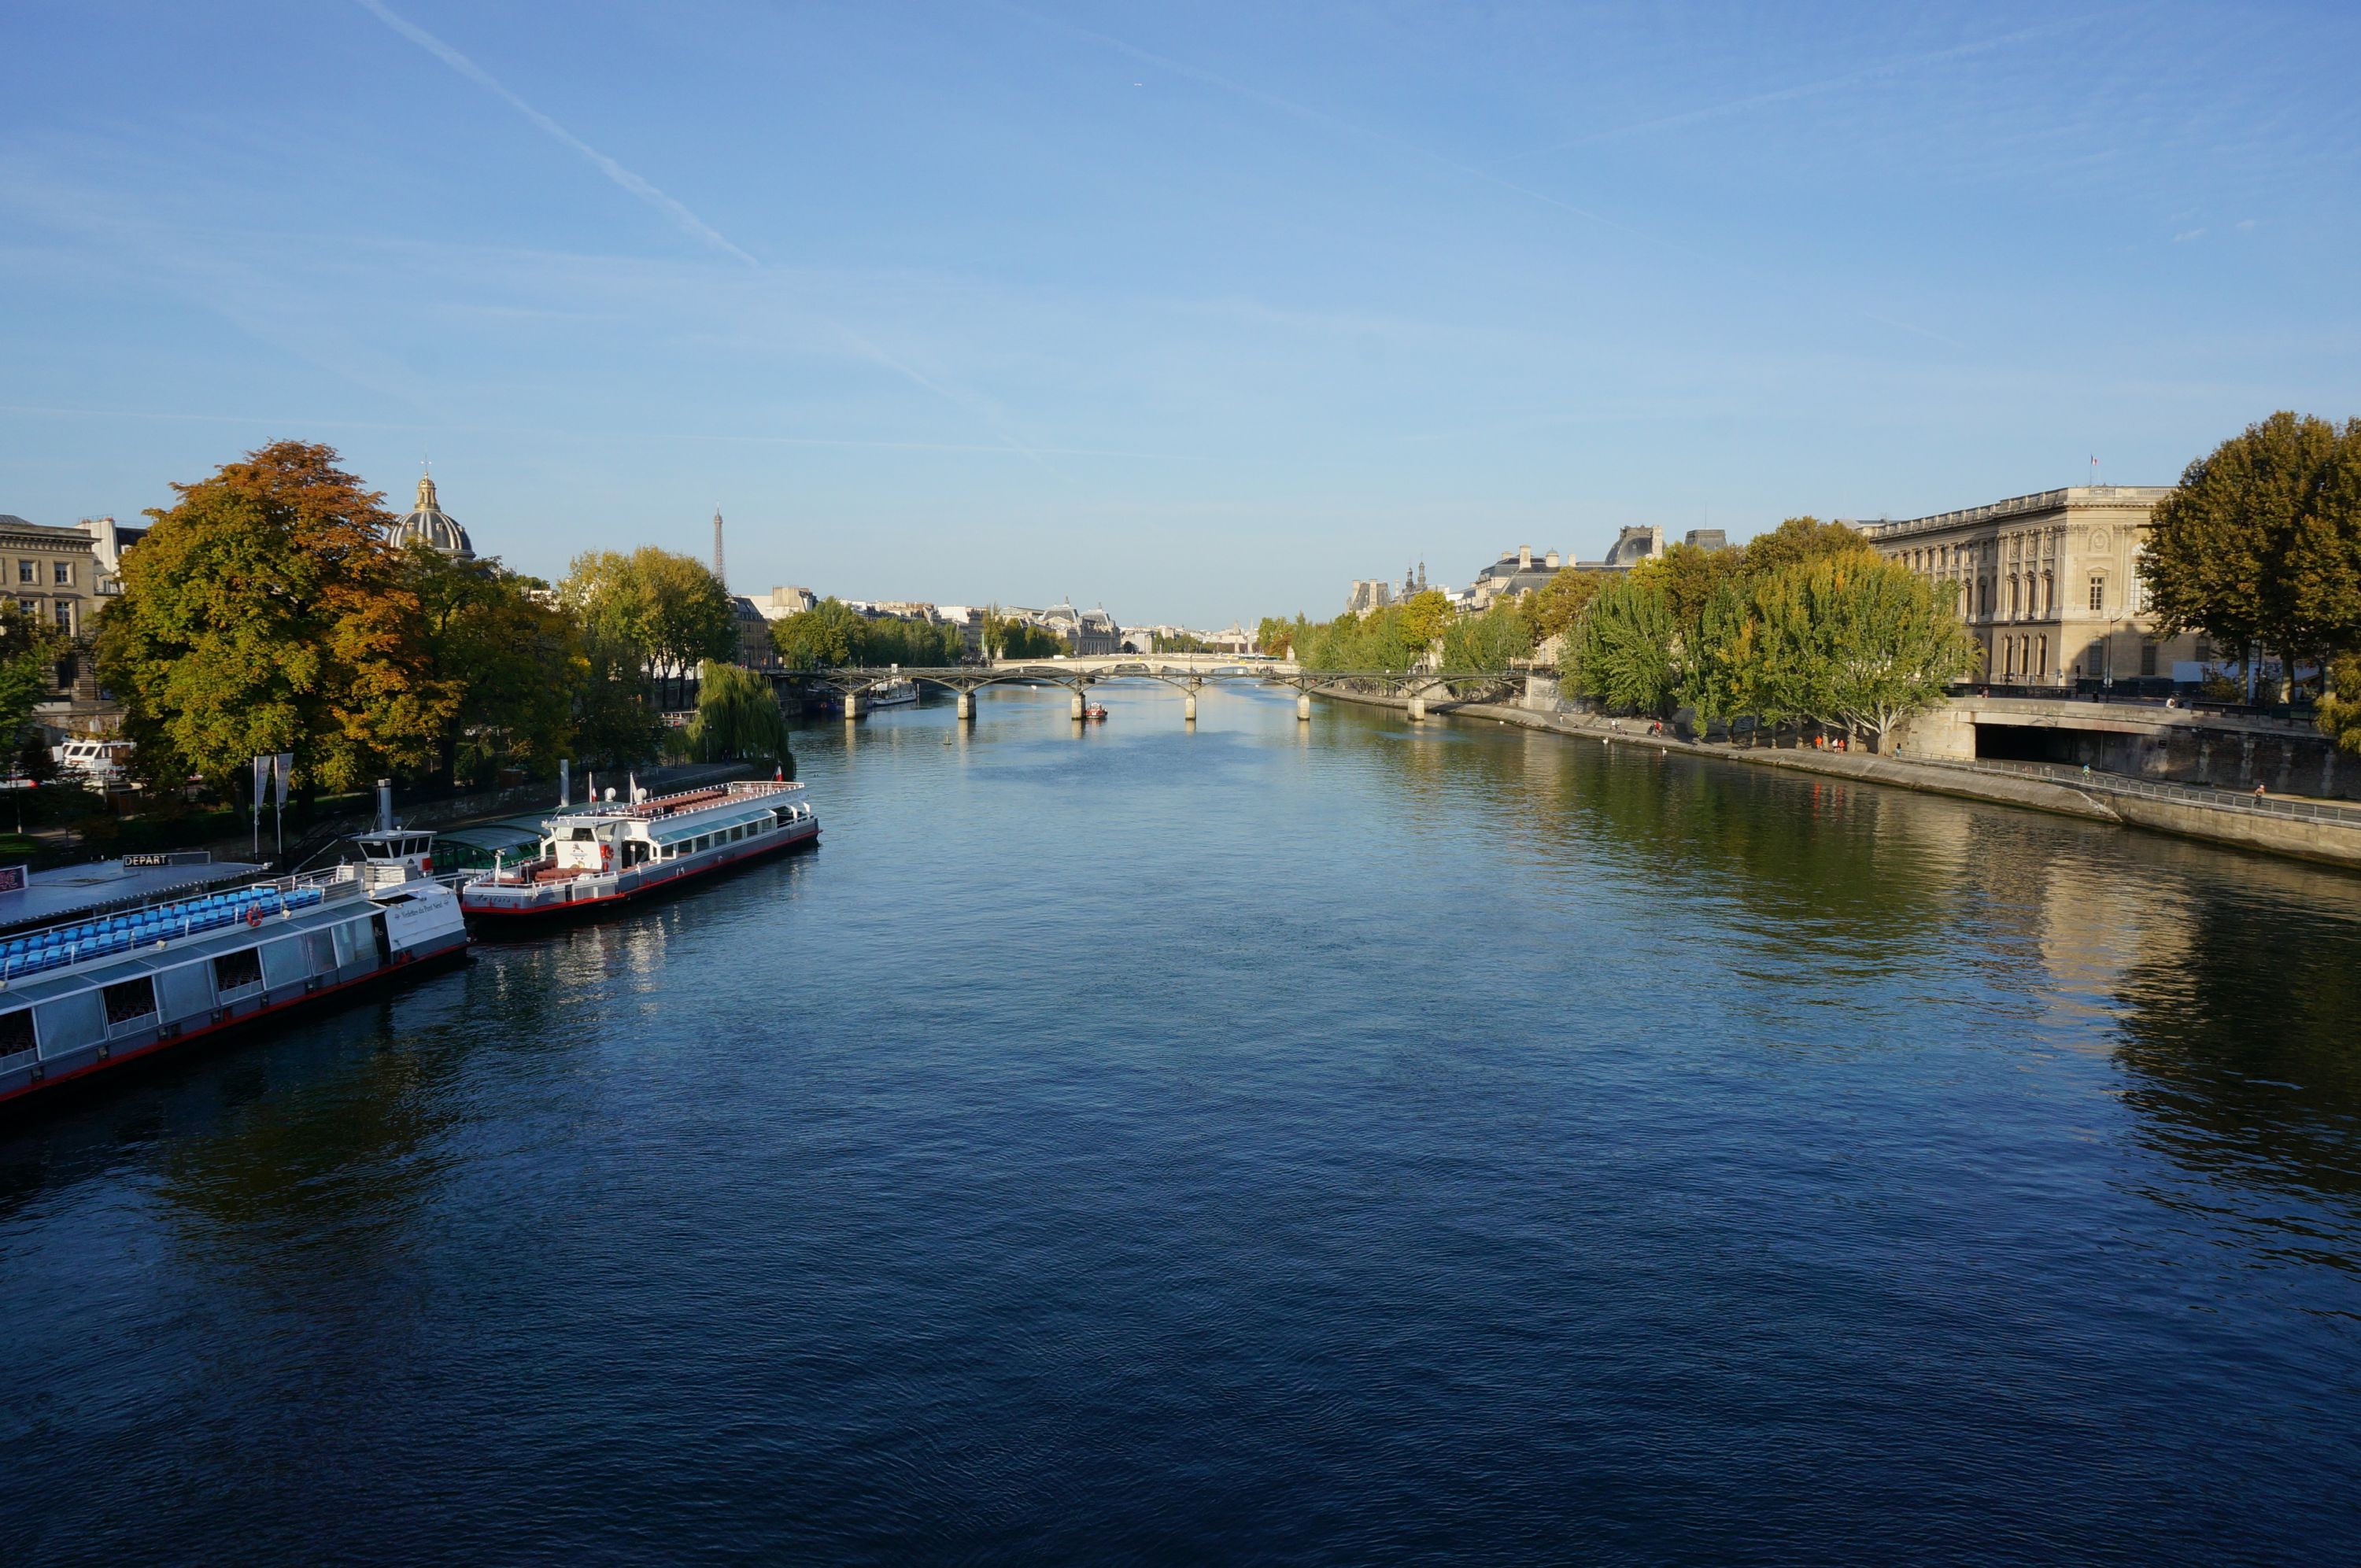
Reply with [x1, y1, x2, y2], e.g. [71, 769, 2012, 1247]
[1910, 756, 2361, 827]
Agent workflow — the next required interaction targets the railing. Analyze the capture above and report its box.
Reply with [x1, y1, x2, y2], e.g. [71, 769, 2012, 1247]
[1910, 756, 2361, 828]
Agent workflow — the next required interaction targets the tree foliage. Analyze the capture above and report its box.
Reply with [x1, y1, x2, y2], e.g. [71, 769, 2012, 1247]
[1742, 516, 1867, 577]
[0, 604, 68, 756]
[986, 615, 1068, 659]
[770, 597, 866, 668]
[1525, 568, 1605, 646]
[560, 547, 737, 681]
[682, 659, 793, 766]
[2142, 411, 2361, 701]
[402, 546, 582, 783]
[1439, 601, 1536, 673]
[1572, 574, 1681, 714]
[1254, 615, 1295, 659]
[95, 440, 455, 794]
[1746, 552, 1975, 747]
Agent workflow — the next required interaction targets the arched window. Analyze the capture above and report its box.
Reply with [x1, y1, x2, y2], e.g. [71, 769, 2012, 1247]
[2009, 577, 2021, 618]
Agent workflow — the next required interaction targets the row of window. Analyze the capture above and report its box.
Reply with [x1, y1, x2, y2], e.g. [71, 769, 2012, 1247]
[659, 821, 768, 858]
[17, 559, 75, 586]
[1942, 572, 2116, 620]
[1993, 633, 2166, 681]
[16, 599, 75, 633]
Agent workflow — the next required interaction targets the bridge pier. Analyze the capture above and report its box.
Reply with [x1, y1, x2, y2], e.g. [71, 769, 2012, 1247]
[843, 691, 863, 721]
[1408, 693, 1426, 722]
[1071, 692, 1085, 722]
[1297, 693, 1311, 722]
[955, 691, 973, 721]
[1183, 692, 1197, 722]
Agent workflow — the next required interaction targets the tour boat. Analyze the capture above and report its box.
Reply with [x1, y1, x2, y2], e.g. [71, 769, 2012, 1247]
[1084, 703, 1110, 722]
[0, 826, 467, 1109]
[866, 678, 918, 709]
[456, 780, 817, 921]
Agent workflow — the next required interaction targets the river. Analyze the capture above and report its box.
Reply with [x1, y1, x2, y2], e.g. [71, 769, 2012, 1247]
[4, 684, 2359, 1563]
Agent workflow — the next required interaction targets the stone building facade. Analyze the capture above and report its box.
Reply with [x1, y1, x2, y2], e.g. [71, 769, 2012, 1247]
[0, 514, 105, 730]
[1855, 486, 2195, 688]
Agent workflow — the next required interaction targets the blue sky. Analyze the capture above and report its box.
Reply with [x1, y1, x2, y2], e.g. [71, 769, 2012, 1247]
[4, 2, 2357, 626]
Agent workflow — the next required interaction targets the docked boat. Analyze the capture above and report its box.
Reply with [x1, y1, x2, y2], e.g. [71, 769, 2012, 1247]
[1084, 703, 1110, 721]
[866, 678, 918, 710]
[456, 780, 817, 921]
[0, 817, 467, 1109]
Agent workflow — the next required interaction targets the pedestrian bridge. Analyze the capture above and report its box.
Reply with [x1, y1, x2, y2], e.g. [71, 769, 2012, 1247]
[774, 659, 1526, 723]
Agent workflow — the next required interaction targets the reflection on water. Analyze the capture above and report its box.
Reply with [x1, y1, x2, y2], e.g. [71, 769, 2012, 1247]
[4, 684, 2359, 1562]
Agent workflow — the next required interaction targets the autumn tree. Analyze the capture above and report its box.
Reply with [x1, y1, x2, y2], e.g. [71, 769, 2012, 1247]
[1254, 615, 1296, 659]
[1525, 568, 1605, 649]
[95, 441, 455, 795]
[1742, 516, 1866, 577]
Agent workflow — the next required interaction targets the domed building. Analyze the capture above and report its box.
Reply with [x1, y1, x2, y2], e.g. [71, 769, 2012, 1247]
[390, 473, 474, 559]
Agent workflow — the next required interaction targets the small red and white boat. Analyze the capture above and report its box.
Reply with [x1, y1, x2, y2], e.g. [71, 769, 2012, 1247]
[457, 780, 817, 922]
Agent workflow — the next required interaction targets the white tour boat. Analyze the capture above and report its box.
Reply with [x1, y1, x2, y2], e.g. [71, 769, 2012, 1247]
[0, 802, 467, 1109]
[456, 779, 817, 921]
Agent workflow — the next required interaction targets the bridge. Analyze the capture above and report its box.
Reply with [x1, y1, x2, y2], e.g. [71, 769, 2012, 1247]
[773, 656, 1527, 724]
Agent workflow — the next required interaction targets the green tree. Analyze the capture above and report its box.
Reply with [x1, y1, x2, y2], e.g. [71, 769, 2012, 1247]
[990, 618, 1067, 659]
[1751, 552, 1974, 748]
[857, 614, 966, 666]
[560, 548, 736, 707]
[771, 597, 866, 668]
[94, 440, 456, 795]
[1439, 600, 1536, 673]
[1254, 615, 1296, 659]
[1153, 630, 1213, 653]
[402, 546, 581, 784]
[2142, 412, 2350, 699]
[1572, 574, 1680, 714]
[1396, 588, 1454, 655]
[683, 659, 793, 767]
[0, 603, 68, 758]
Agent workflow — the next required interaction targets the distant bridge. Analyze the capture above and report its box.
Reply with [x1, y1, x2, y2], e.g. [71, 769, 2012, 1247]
[771, 658, 1530, 723]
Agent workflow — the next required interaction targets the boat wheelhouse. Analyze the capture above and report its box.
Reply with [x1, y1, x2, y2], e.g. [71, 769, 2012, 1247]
[0, 860, 467, 1109]
[456, 780, 816, 921]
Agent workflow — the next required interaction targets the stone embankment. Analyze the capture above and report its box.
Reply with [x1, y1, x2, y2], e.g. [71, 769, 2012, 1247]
[1320, 689, 2361, 873]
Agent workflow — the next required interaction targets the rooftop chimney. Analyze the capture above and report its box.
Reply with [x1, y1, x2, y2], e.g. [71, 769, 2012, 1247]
[1545, 550, 1560, 570]
[1518, 544, 1533, 570]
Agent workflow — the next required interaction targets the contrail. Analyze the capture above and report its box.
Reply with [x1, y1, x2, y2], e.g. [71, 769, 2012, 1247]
[353, 0, 757, 267]
[1496, 13, 2117, 164]
[351, 0, 1057, 469]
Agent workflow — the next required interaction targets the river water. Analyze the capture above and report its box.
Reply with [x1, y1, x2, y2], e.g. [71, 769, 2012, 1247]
[3, 685, 2359, 1563]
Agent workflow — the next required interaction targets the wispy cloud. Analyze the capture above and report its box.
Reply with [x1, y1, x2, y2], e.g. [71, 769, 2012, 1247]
[351, 0, 1055, 468]
[352, 0, 756, 267]
[1498, 13, 2121, 164]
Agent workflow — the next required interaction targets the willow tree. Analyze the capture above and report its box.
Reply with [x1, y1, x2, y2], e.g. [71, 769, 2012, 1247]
[95, 440, 455, 795]
[683, 660, 792, 769]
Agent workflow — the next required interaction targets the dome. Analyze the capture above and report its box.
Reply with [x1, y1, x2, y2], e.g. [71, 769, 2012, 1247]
[390, 474, 475, 559]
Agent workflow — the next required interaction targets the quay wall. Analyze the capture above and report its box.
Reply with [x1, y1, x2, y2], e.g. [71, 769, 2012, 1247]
[1317, 689, 2361, 873]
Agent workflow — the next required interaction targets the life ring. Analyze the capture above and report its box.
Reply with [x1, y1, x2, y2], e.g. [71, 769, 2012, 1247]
[245, 907, 263, 928]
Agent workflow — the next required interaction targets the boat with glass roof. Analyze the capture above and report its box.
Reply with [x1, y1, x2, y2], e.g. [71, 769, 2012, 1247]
[456, 779, 816, 921]
[0, 809, 467, 1109]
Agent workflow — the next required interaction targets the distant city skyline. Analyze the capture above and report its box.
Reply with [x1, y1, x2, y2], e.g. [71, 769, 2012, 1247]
[5, 2, 2359, 625]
